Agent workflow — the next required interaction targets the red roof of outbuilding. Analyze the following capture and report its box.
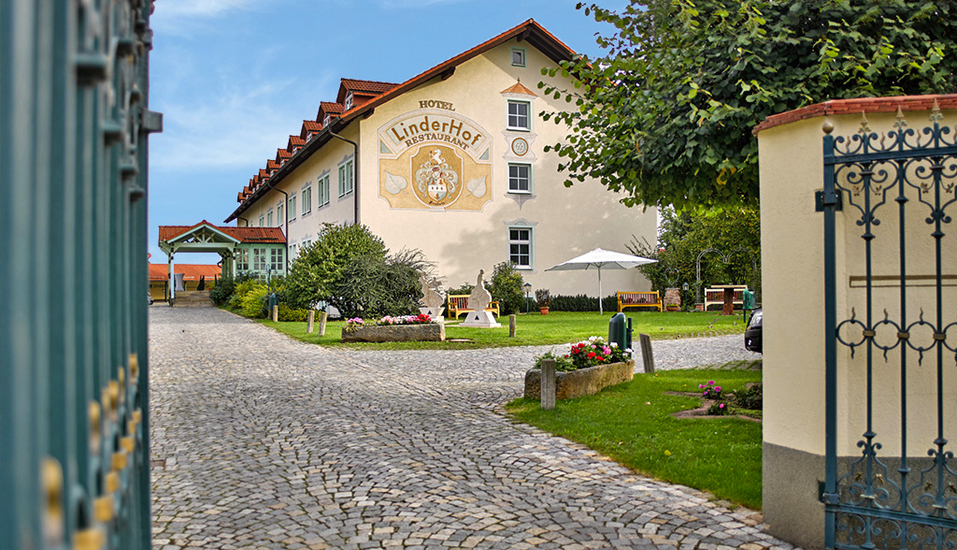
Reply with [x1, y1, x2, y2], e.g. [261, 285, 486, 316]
[159, 222, 286, 244]
[149, 263, 222, 281]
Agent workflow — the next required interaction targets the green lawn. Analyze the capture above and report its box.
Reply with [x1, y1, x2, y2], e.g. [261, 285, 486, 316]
[506, 365, 764, 510]
[258, 310, 747, 350]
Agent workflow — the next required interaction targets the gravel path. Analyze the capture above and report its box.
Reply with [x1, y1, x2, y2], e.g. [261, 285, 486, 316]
[149, 307, 782, 550]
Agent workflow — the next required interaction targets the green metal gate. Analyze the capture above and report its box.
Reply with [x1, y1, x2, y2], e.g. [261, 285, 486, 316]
[0, 0, 160, 549]
[822, 105, 957, 549]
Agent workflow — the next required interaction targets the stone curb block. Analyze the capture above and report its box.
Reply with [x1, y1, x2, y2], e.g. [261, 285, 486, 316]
[341, 323, 445, 343]
[524, 359, 635, 400]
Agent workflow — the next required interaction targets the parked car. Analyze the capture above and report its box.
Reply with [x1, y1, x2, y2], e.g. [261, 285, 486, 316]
[745, 308, 762, 353]
[148, 292, 154, 306]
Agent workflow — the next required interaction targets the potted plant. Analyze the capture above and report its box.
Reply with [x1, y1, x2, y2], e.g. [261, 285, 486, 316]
[535, 288, 551, 315]
[666, 302, 680, 312]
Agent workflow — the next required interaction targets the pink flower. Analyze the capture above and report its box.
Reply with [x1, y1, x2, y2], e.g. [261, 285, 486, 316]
[719, 403, 725, 409]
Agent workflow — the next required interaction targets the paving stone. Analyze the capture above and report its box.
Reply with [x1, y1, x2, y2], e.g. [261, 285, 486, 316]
[150, 308, 788, 549]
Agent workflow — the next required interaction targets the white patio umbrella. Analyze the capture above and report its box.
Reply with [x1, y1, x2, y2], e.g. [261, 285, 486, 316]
[545, 248, 657, 314]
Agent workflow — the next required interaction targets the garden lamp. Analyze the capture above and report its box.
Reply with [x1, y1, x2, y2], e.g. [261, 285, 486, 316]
[524, 282, 532, 314]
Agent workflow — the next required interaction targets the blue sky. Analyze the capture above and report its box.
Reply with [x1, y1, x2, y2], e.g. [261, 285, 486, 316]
[148, 0, 629, 264]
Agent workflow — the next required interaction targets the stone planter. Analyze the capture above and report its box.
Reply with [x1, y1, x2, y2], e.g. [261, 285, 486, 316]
[341, 323, 445, 343]
[524, 359, 635, 401]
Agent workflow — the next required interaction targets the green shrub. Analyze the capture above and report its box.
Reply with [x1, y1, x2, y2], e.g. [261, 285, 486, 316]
[209, 275, 235, 306]
[277, 304, 308, 322]
[240, 283, 269, 318]
[285, 223, 387, 310]
[548, 294, 617, 312]
[332, 249, 428, 319]
[733, 383, 763, 410]
[488, 262, 525, 315]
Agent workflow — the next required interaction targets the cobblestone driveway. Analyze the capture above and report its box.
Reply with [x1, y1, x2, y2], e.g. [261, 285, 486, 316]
[150, 307, 791, 550]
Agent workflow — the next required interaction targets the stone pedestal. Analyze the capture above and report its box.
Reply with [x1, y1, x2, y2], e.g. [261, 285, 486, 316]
[663, 287, 681, 309]
[460, 310, 500, 328]
[419, 306, 444, 322]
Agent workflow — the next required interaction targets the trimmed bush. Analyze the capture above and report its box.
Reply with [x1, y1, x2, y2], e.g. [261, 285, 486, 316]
[488, 262, 525, 315]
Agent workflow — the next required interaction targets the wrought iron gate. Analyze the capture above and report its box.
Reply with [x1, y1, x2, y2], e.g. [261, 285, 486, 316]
[0, 1, 160, 549]
[822, 104, 957, 549]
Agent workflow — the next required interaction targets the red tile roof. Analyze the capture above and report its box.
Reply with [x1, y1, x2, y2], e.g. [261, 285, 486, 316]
[501, 80, 538, 97]
[318, 101, 344, 116]
[149, 263, 222, 281]
[159, 222, 286, 244]
[341, 78, 398, 94]
[753, 94, 957, 135]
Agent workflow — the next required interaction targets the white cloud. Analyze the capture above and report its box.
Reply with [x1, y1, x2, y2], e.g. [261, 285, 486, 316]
[154, 0, 255, 20]
[151, 72, 337, 172]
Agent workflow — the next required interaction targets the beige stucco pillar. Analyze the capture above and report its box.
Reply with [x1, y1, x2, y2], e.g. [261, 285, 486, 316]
[756, 96, 957, 549]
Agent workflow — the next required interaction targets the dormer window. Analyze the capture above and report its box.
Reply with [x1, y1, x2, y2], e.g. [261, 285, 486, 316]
[323, 114, 332, 128]
[344, 92, 354, 111]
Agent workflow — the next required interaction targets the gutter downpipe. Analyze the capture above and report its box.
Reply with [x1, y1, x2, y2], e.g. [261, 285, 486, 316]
[330, 132, 359, 225]
[237, 216, 248, 227]
[262, 180, 290, 272]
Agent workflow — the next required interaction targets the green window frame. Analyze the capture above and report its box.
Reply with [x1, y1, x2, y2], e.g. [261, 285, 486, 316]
[507, 100, 531, 131]
[511, 47, 526, 67]
[302, 181, 312, 216]
[338, 159, 354, 197]
[318, 174, 330, 207]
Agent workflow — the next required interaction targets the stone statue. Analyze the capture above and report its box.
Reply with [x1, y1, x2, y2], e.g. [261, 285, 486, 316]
[418, 273, 445, 320]
[467, 269, 492, 311]
[418, 274, 444, 310]
[461, 269, 500, 328]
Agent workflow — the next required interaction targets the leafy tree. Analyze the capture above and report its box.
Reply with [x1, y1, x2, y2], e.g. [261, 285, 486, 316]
[627, 206, 761, 306]
[285, 223, 387, 310]
[332, 249, 431, 319]
[543, 0, 957, 209]
[488, 262, 526, 315]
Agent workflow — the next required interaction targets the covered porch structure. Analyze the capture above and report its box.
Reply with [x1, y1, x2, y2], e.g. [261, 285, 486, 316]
[158, 221, 287, 301]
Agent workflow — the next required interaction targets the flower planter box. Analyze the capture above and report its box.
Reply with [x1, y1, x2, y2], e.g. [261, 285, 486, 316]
[524, 359, 635, 401]
[341, 323, 444, 343]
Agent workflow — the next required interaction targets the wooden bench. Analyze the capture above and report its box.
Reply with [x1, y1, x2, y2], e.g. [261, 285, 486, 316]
[617, 291, 662, 312]
[704, 285, 748, 311]
[447, 295, 500, 319]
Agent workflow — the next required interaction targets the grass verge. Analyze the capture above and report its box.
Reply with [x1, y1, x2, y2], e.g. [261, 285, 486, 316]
[256, 310, 747, 350]
[505, 365, 763, 509]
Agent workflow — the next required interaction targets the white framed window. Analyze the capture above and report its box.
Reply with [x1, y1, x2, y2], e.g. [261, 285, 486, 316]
[236, 249, 249, 271]
[507, 100, 531, 131]
[253, 248, 267, 271]
[258, 214, 264, 227]
[302, 181, 312, 215]
[270, 248, 284, 272]
[288, 195, 297, 220]
[266, 209, 273, 227]
[338, 159, 354, 197]
[508, 163, 532, 194]
[344, 92, 354, 111]
[323, 114, 332, 128]
[318, 175, 330, 207]
[277, 202, 284, 225]
[508, 226, 533, 269]
[511, 47, 526, 67]
[290, 243, 297, 259]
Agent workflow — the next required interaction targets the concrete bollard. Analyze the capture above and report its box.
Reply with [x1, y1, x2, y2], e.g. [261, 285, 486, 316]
[318, 311, 328, 336]
[307, 310, 315, 334]
[639, 333, 655, 374]
[541, 358, 556, 411]
[509, 314, 516, 338]
[272, 305, 278, 323]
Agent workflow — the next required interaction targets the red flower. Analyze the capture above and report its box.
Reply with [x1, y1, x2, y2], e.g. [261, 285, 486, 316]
[587, 352, 597, 359]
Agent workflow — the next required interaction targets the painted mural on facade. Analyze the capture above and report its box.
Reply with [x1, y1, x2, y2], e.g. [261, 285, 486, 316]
[378, 105, 492, 210]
